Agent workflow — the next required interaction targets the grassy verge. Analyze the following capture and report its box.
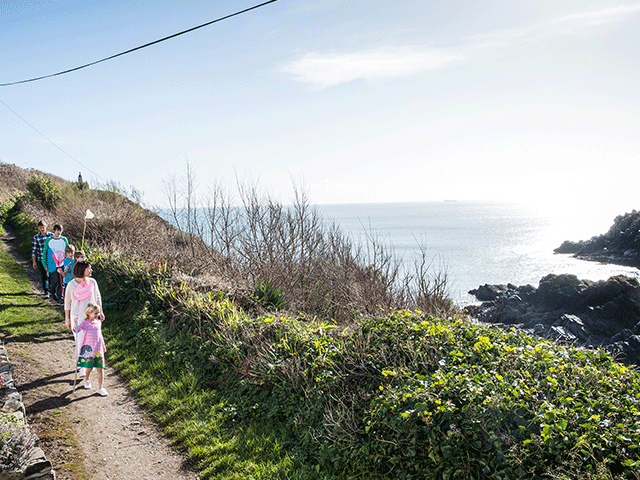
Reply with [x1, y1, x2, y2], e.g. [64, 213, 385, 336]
[0, 248, 65, 341]
[103, 308, 298, 479]
[0, 246, 86, 478]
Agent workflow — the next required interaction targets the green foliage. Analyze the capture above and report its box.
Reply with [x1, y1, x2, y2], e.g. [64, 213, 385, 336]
[0, 193, 22, 224]
[90, 251, 172, 311]
[101, 262, 640, 480]
[0, 248, 66, 341]
[25, 174, 60, 209]
[6, 199, 640, 479]
[76, 176, 88, 191]
[0, 193, 22, 236]
[6, 207, 39, 259]
[253, 279, 287, 310]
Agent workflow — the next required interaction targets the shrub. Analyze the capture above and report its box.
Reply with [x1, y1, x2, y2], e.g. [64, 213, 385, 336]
[26, 174, 60, 209]
[6, 207, 38, 259]
[0, 423, 38, 472]
[0, 193, 21, 223]
[160, 166, 457, 322]
[103, 266, 640, 480]
[253, 279, 287, 310]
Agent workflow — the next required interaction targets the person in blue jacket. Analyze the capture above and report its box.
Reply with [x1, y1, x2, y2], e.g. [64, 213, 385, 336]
[42, 224, 69, 303]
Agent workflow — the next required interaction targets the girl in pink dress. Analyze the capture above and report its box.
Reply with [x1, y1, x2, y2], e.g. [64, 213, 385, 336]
[74, 302, 108, 396]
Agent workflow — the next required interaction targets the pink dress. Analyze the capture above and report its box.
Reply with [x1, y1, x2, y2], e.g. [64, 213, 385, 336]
[76, 319, 106, 369]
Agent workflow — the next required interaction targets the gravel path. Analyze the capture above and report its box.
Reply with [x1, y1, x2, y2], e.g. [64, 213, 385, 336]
[1, 225, 200, 480]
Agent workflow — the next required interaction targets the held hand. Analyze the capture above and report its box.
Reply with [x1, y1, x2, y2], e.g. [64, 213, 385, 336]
[65, 318, 71, 330]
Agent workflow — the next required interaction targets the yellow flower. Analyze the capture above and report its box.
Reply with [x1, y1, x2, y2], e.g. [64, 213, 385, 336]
[94, 351, 101, 358]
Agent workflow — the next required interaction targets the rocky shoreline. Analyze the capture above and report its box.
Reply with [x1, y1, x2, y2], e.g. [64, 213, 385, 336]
[465, 210, 640, 365]
[466, 274, 640, 366]
[554, 209, 640, 269]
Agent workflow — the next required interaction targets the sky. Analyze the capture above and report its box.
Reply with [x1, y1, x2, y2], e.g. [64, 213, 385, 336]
[1, 0, 639, 218]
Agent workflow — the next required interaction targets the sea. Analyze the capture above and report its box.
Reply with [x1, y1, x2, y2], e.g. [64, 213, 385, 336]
[317, 201, 640, 306]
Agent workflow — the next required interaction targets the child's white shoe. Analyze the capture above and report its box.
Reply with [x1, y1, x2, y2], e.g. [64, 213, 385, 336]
[96, 388, 108, 396]
[83, 380, 92, 389]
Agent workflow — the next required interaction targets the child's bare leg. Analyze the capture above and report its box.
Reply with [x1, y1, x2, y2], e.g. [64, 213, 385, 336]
[97, 368, 104, 390]
[85, 368, 92, 382]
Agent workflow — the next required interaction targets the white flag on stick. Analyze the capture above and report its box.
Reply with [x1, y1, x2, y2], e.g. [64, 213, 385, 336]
[82, 209, 94, 247]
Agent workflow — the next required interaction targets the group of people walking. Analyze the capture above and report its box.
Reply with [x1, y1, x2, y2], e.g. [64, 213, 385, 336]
[31, 220, 108, 396]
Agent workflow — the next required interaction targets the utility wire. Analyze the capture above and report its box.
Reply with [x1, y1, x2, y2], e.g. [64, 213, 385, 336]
[0, 98, 104, 180]
[0, 0, 280, 87]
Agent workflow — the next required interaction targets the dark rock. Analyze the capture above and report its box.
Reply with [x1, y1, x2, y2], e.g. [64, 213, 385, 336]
[555, 210, 640, 268]
[611, 329, 633, 343]
[554, 240, 584, 254]
[467, 274, 640, 366]
[547, 325, 577, 344]
[535, 274, 590, 310]
[556, 314, 588, 343]
[468, 284, 509, 302]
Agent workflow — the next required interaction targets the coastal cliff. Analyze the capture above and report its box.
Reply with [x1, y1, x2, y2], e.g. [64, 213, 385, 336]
[555, 210, 640, 268]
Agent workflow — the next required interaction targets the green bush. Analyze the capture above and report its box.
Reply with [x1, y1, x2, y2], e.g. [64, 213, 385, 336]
[253, 279, 287, 310]
[100, 265, 640, 480]
[9, 185, 640, 479]
[0, 193, 21, 224]
[26, 174, 60, 209]
[91, 251, 172, 311]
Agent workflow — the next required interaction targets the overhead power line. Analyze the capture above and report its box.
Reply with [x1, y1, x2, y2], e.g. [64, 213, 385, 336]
[1, 0, 280, 87]
[0, 98, 104, 180]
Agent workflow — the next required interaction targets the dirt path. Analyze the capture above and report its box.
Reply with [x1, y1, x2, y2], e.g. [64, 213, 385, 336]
[1, 226, 200, 480]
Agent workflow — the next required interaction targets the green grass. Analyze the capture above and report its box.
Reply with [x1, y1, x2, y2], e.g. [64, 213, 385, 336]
[0, 248, 65, 341]
[103, 305, 298, 480]
[0, 245, 88, 478]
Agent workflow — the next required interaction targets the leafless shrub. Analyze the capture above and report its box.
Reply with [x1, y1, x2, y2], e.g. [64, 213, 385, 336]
[160, 162, 457, 322]
[0, 163, 32, 202]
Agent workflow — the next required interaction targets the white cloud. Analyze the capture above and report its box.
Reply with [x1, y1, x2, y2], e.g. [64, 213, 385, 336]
[283, 46, 462, 88]
[550, 4, 640, 28]
[283, 3, 640, 88]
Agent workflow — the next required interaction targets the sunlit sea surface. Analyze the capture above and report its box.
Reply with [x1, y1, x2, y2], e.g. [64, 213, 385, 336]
[319, 201, 639, 306]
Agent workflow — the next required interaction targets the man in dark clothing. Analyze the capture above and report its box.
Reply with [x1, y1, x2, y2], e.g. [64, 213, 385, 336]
[31, 220, 52, 298]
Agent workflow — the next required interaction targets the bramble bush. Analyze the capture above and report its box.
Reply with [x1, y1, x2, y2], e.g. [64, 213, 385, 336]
[93, 252, 640, 479]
